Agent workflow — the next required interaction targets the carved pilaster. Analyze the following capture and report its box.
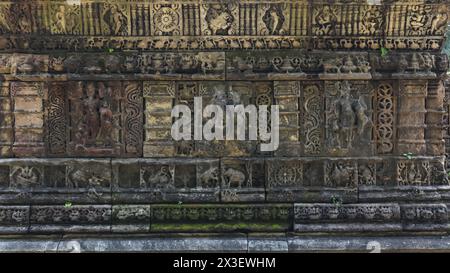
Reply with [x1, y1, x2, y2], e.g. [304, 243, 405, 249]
[397, 80, 427, 155]
[0, 81, 12, 157]
[274, 81, 301, 156]
[11, 82, 46, 157]
[143, 81, 176, 157]
[426, 80, 446, 156]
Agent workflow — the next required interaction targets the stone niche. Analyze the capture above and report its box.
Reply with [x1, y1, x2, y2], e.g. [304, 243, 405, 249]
[0, 0, 449, 235]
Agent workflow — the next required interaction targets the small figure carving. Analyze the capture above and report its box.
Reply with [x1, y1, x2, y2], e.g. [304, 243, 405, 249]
[223, 168, 246, 188]
[199, 167, 219, 188]
[314, 6, 338, 35]
[430, 7, 448, 34]
[10, 167, 40, 188]
[205, 4, 234, 35]
[328, 82, 370, 150]
[97, 100, 114, 147]
[262, 4, 285, 35]
[329, 162, 355, 187]
[341, 56, 357, 73]
[102, 4, 128, 35]
[145, 166, 173, 189]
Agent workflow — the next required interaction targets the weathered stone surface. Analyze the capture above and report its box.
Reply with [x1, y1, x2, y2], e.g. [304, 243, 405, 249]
[57, 234, 248, 253]
[0, 0, 449, 246]
[29, 205, 112, 233]
[0, 1, 447, 52]
[112, 205, 151, 233]
[150, 204, 292, 232]
[3, 234, 450, 252]
[247, 234, 289, 253]
[294, 203, 402, 233]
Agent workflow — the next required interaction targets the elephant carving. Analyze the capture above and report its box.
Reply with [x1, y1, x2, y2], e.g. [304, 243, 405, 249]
[223, 168, 246, 188]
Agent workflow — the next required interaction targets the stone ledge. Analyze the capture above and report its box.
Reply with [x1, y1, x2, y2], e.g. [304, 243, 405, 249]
[1, 234, 450, 252]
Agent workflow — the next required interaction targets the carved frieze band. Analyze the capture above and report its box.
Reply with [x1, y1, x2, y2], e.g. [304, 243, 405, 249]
[0, 78, 447, 159]
[0, 157, 447, 205]
[0, 202, 448, 233]
[0, 1, 447, 51]
[0, 52, 447, 80]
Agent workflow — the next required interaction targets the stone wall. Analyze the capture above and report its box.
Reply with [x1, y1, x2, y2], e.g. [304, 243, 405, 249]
[0, 0, 449, 234]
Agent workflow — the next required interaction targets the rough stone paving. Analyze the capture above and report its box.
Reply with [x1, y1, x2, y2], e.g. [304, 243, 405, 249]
[0, 0, 449, 252]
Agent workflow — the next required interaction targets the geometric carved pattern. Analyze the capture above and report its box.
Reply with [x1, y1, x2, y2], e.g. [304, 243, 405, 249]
[303, 83, 323, 155]
[375, 83, 395, 154]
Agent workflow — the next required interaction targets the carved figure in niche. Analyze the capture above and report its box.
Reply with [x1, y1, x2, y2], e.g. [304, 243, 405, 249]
[421, 53, 434, 72]
[197, 53, 220, 74]
[54, 5, 67, 33]
[67, 166, 109, 191]
[314, 6, 338, 35]
[97, 100, 114, 147]
[430, 6, 448, 35]
[359, 165, 375, 186]
[398, 55, 409, 73]
[397, 161, 430, 186]
[262, 4, 285, 35]
[102, 4, 128, 35]
[144, 166, 173, 189]
[199, 167, 219, 188]
[75, 83, 99, 149]
[0, 4, 31, 34]
[74, 83, 117, 150]
[328, 82, 370, 150]
[205, 4, 234, 35]
[329, 162, 355, 187]
[360, 7, 382, 35]
[15, 55, 40, 74]
[10, 167, 40, 188]
[341, 56, 357, 73]
[223, 168, 246, 188]
[0, 5, 13, 33]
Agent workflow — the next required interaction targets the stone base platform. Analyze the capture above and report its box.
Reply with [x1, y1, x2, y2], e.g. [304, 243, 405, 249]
[1, 234, 450, 253]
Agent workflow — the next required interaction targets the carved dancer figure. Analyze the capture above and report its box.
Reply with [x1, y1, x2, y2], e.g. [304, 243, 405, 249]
[103, 4, 127, 35]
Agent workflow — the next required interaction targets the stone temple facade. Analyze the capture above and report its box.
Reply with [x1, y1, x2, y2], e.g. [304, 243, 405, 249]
[0, 0, 449, 252]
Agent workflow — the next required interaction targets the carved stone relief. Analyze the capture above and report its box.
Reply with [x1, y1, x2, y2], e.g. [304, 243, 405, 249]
[325, 81, 373, 156]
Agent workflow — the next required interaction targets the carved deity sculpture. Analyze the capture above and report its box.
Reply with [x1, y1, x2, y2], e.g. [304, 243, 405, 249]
[97, 100, 114, 146]
[262, 4, 285, 35]
[314, 6, 338, 35]
[102, 4, 127, 35]
[80, 83, 100, 145]
[328, 82, 370, 150]
[74, 83, 116, 150]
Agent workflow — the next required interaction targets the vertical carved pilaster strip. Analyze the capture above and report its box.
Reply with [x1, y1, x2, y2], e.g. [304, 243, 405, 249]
[444, 79, 450, 171]
[274, 81, 301, 156]
[302, 82, 323, 155]
[11, 82, 47, 157]
[143, 81, 176, 157]
[124, 81, 143, 157]
[47, 82, 66, 156]
[426, 80, 446, 156]
[375, 82, 395, 154]
[0, 81, 12, 157]
[397, 80, 427, 155]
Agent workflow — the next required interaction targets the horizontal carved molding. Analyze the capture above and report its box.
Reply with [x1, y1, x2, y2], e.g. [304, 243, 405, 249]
[0, 156, 447, 204]
[0, 52, 447, 80]
[0, 202, 449, 234]
[0, 1, 447, 51]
